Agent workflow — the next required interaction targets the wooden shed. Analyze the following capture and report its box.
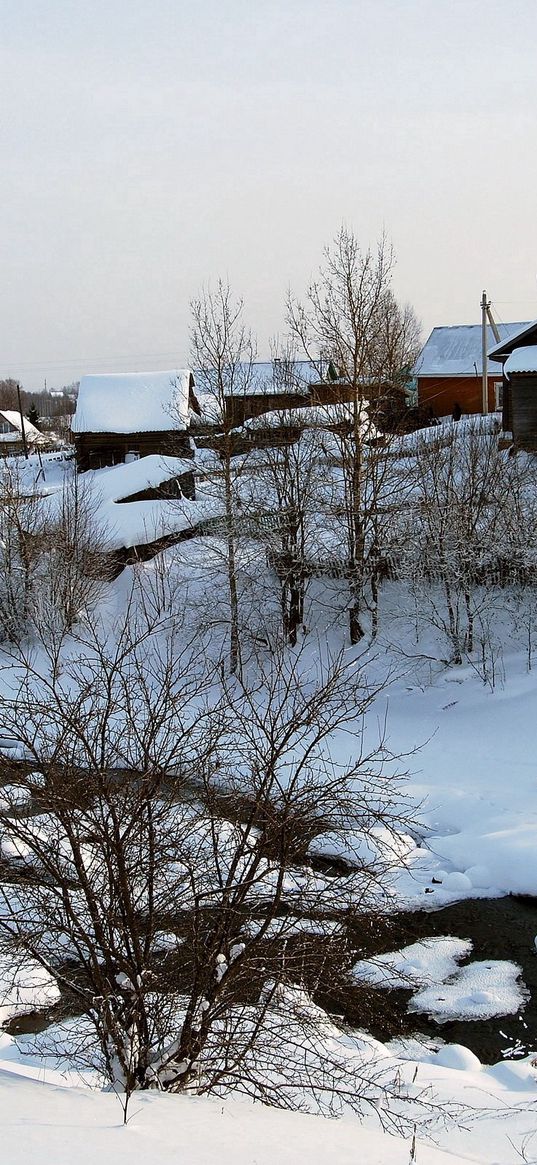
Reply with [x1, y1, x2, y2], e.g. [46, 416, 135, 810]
[72, 370, 196, 471]
[488, 319, 537, 443]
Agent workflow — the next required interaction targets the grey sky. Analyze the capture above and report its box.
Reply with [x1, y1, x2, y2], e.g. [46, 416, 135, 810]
[2, 0, 537, 390]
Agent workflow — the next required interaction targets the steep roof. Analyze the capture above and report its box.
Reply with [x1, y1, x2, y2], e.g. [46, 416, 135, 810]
[488, 319, 537, 361]
[72, 370, 192, 434]
[0, 410, 48, 445]
[413, 323, 530, 378]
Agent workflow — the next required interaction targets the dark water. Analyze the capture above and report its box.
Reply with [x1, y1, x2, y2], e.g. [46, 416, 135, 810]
[2, 756, 536, 1062]
[340, 895, 537, 1064]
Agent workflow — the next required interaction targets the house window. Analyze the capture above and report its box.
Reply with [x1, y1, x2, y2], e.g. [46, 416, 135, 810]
[494, 381, 503, 410]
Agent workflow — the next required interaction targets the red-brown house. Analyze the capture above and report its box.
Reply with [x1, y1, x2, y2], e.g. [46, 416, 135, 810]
[413, 322, 529, 418]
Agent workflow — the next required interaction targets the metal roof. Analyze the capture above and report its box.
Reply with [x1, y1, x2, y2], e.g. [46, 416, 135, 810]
[413, 322, 530, 378]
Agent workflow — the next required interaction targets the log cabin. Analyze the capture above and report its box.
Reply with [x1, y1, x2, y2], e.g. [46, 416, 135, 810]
[72, 370, 196, 471]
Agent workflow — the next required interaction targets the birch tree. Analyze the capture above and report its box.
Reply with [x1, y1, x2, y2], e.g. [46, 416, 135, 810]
[190, 282, 256, 675]
[288, 227, 420, 643]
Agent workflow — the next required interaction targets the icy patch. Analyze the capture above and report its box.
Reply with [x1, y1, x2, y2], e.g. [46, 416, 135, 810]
[352, 937, 472, 989]
[409, 960, 528, 1023]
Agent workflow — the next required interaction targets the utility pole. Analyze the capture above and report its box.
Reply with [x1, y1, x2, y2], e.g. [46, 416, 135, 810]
[486, 304, 500, 344]
[16, 382, 29, 459]
[481, 290, 489, 415]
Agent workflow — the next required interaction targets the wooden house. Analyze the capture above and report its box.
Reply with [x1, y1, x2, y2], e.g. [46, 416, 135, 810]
[72, 370, 196, 471]
[488, 319, 537, 448]
[413, 322, 529, 418]
[0, 410, 55, 456]
[220, 361, 399, 429]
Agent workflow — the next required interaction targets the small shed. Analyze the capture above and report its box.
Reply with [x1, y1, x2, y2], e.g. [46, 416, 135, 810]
[72, 370, 196, 471]
[488, 319, 537, 442]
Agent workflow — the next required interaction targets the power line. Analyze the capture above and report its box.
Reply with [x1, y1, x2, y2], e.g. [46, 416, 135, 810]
[2, 350, 187, 371]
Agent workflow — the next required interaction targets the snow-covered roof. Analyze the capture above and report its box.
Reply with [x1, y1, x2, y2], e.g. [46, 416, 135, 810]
[90, 454, 194, 503]
[195, 361, 320, 400]
[488, 319, 537, 360]
[504, 345, 537, 375]
[0, 410, 49, 445]
[413, 323, 530, 378]
[72, 370, 192, 434]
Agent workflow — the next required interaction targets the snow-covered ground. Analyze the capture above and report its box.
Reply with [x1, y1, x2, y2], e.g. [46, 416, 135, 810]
[1, 1034, 537, 1164]
[382, 656, 537, 903]
[2, 420, 537, 1161]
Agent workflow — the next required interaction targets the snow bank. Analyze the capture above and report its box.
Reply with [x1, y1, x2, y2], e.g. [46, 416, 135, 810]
[0, 956, 60, 1026]
[0, 1069, 478, 1165]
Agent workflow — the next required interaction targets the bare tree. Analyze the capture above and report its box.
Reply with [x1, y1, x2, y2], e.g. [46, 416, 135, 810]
[395, 418, 537, 670]
[190, 282, 256, 675]
[0, 568, 417, 1123]
[0, 463, 44, 642]
[288, 227, 420, 643]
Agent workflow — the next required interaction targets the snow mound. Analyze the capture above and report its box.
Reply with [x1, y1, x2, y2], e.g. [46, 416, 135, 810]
[352, 937, 472, 989]
[409, 960, 528, 1023]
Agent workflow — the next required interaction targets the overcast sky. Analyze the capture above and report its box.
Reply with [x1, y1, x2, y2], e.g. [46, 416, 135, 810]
[2, 0, 537, 390]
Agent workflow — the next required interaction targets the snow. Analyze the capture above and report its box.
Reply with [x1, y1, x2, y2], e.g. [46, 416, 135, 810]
[3, 416, 537, 1160]
[1, 1029, 537, 1165]
[0, 956, 60, 1026]
[410, 960, 528, 1023]
[0, 1069, 485, 1165]
[242, 401, 378, 439]
[0, 411, 50, 445]
[84, 454, 195, 503]
[0, 785, 32, 812]
[412, 322, 529, 377]
[232, 359, 321, 396]
[504, 344, 537, 374]
[383, 663, 537, 902]
[33, 458, 224, 550]
[352, 937, 473, 989]
[72, 370, 192, 433]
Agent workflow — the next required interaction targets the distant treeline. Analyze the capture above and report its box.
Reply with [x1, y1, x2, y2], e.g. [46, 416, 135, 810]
[0, 378, 78, 419]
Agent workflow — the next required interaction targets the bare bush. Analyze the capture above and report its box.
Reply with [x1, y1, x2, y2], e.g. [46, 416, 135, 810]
[0, 570, 416, 1122]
